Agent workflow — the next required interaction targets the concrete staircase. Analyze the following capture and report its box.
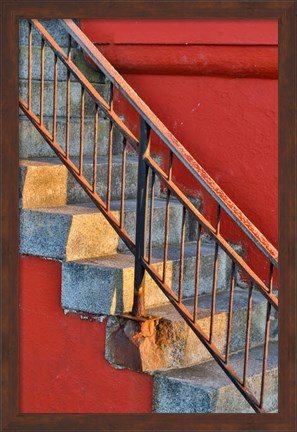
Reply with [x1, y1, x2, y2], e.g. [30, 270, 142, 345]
[19, 20, 278, 413]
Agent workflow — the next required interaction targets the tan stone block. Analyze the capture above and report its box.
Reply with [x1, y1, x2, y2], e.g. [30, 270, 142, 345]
[20, 161, 67, 208]
[66, 211, 119, 261]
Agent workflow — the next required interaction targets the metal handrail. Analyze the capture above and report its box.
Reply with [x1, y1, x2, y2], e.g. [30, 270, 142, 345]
[61, 18, 278, 268]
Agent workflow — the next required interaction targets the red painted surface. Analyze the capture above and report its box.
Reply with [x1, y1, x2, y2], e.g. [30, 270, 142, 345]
[80, 19, 278, 281]
[80, 19, 278, 45]
[19, 255, 153, 413]
[94, 45, 277, 78]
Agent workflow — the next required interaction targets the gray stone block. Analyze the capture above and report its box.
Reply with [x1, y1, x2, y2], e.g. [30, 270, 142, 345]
[153, 341, 278, 413]
[62, 256, 130, 315]
[66, 154, 139, 204]
[149, 239, 240, 297]
[19, 19, 79, 48]
[19, 79, 109, 118]
[20, 199, 183, 261]
[19, 116, 122, 158]
[19, 45, 105, 83]
[116, 198, 187, 252]
[20, 203, 119, 260]
[61, 239, 242, 316]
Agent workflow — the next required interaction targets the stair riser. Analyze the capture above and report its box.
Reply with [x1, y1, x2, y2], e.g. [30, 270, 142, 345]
[61, 249, 237, 315]
[19, 158, 139, 208]
[19, 79, 109, 118]
[67, 159, 140, 205]
[20, 202, 184, 261]
[19, 45, 104, 83]
[118, 204, 189, 253]
[153, 369, 278, 413]
[20, 209, 119, 261]
[19, 117, 123, 159]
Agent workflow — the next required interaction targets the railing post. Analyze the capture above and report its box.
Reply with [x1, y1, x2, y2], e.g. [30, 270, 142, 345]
[132, 118, 150, 317]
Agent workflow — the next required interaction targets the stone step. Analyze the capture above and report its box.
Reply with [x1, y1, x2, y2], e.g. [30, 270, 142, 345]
[20, 198, 188, 261]
[19, 45, 104, 83]
[19, 155, 139, 208]
[19, 116, 123, 159]
[153, 341, 278, 413]
[20, 20, 79, 48]
[61, 239, 238, 315]
[105, 289, 277, 372]
[19, 79, 109, 118]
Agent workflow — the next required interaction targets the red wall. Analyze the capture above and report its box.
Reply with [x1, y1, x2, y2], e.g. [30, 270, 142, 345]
[19, 255, 153, 413]
[80, 19, 277, 45]
[80, 19, 278, 281]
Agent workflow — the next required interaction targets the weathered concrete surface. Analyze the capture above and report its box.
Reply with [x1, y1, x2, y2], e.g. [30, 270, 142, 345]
[19, 155, 140, 207]
[19, 160, 68, 208]
[116, 198, 187, 252]
[105, 289, 276, 372]
[19, 79, 109, 118]
[153, 342, 278, 413]
[20, 204, 119, 260]
[20, 199, 185, 260]
[62, 254, 136, 316]
[61, 238, 241, 315]
[19, 116, 122, 158]
[66, 155, 139, 204]
[148, 239, 241, 296]
[19, 45, 105, 83]
[19, 19, 79, 48]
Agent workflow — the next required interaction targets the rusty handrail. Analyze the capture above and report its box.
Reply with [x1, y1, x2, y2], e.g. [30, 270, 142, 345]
[61, 18, 278, 268]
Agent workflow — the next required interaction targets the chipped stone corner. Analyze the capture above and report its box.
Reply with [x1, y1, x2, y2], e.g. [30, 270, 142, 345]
[105, 315, 189, 373]
[63, 308, 107, 323]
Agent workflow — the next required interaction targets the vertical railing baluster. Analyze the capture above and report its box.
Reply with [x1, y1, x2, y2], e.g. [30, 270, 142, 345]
[259, 301, 272, 408]
[106, 82, 114, 211]
[225, 261, 236, 363]
[79, 86, 85, 175]
[120, 137, 127, 228]
[65, 34, 72, 158]
[28, 21, 32, 111]
[132, 118, 150, 317]
[92, 104, 99, 193]
[162, 151, 173, 283]
[40, 37, 45, 125]
[209, 204, 221, 343]
[148, 170, 155, 264]
[269, 262, 273, 293]
[243, 282, 253, 387]
[193, 223, 202, 322]
[178, 206, 186, 303]
[52, 53, 58, 141]
[67, 33, 72, 60]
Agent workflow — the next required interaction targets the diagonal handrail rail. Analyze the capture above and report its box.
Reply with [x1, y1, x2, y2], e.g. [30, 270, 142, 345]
[61, 18, 278, 268]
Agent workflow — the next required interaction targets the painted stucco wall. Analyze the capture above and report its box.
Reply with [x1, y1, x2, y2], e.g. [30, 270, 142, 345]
[80, 19, 278, 281]
[20, 256, 153, 413]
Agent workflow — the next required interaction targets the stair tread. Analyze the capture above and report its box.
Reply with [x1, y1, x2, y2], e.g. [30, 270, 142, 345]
[22, 198, 182, 215]
[147, 287, 267, 321]
[67, 238, 230, 269]
[155, 341, 278, 389]
[20, 154, 138, 166]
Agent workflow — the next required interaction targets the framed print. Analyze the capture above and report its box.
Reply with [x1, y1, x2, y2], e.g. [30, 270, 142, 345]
[1, 1, 296, 431]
